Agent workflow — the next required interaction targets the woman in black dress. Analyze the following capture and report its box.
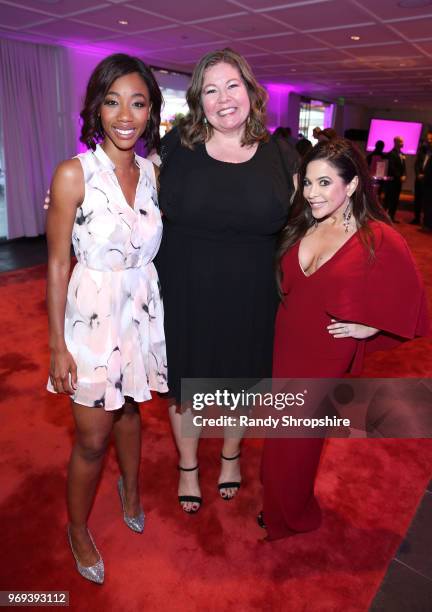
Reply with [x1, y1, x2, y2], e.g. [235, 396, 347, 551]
[156, 48, 292, 512]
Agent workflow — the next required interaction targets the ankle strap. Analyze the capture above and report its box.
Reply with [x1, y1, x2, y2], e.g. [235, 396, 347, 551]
[177, 464, 199, 472]
[221, 452, 241, 461]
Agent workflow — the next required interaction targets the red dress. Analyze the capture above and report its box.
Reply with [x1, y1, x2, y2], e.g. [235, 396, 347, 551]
[261, 221, 429, 541]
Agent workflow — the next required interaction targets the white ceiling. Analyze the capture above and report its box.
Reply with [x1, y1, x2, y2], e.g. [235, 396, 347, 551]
[1, 0, 432, 110]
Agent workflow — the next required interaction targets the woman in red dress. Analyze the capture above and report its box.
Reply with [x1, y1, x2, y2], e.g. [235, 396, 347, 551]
[260, 138, 429, 541]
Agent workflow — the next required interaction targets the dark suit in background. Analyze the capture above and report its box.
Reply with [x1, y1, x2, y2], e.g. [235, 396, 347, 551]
[412, 144, 429, 224]
[384, 148, 406, 221]
[422, 152, 432, 230]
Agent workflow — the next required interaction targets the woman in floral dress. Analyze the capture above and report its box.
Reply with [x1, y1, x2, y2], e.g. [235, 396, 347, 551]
[46, 54, 167, 583]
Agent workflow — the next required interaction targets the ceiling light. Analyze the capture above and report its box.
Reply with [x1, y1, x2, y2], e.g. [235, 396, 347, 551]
[350, 35, 361, 41]
[398, 0, 432, 7]
[393, 98, 399, 102]
[399, 63, 406, 67]
[290, 68, 297, 72]
[118, 20, 128, 25]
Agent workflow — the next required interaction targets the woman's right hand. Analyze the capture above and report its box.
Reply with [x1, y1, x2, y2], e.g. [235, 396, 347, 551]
[50, 347, 78, 395]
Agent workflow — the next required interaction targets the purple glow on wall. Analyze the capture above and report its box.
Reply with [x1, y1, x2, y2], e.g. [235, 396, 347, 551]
[264, 82, 297, 130]
[324, 104, 335, 128]
[60, 40, 144, 57]
[265, 83, 297, 94]
[367, 119, 422, 155]
[66, 46, 108, 152]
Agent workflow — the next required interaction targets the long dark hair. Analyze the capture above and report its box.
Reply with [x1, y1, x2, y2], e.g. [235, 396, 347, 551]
[178, 48, 269, 149]
[80, 54, 162, 152]
[276, 138, 391, 293]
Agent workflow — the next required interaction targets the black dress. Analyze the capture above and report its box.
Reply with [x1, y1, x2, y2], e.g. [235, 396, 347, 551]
[155, 130, 291, 402]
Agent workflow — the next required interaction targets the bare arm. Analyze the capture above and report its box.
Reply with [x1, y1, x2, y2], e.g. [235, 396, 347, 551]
[46, 159, 84, 394]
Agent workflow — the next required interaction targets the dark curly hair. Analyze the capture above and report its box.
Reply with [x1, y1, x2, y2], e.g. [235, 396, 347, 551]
[276, 138, 391, 295]
[80, 53, 162, 152]
[178, 48, 269, 149]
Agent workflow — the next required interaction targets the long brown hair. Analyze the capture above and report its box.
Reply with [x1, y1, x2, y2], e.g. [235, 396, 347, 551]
[276, 138, 391, 293]
[178, 48, 269, 149]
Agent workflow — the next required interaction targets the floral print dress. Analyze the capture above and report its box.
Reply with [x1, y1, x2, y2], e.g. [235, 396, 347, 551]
[47, 144, 168, 410]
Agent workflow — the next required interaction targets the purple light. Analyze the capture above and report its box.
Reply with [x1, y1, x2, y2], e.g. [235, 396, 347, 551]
[367, 119, 422, 155]
[264, 82, 298, 130]
[323, 104, 335, 129]
[265, 83, 296, 94]
[59, 41, 146, 57]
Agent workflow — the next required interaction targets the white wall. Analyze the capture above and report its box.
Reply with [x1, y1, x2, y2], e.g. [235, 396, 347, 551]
[342, 103, 369, 132]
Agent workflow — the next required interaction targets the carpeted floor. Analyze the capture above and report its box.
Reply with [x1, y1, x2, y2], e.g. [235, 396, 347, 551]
[1, 212, 431, 611]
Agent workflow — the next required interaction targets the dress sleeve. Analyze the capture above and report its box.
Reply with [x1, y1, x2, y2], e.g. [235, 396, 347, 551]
[324, 223, 430, 372]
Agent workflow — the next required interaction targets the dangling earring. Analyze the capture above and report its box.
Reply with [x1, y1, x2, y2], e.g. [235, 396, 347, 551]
[203, 116, 210, 139]
[342, 197, 353, 233]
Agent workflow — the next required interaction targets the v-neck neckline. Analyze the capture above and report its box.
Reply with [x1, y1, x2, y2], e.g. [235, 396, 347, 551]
[114, 163, 142, 211]
[297, 230, 358, 279]
[95, 144, 142, 211]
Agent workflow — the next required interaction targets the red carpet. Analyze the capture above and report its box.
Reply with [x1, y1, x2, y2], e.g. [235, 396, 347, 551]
[1, 212, 432, 611]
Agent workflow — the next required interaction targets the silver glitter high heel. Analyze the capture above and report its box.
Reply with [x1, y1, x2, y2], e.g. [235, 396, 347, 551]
[117, 477, 145, 533]
[67, 526, 104, 584]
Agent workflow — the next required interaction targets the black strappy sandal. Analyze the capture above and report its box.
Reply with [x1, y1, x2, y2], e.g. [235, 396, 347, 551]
[177, 465, 202, 514]
[218, 452, 241, 500]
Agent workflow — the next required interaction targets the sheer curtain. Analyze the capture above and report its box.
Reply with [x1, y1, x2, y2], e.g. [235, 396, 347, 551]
[0, 38, 75, 238]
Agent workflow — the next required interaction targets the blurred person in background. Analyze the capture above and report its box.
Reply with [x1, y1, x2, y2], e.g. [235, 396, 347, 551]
[384, 136, 406, 223]
[412, 130, 432, 227]
[318, 127, 338, 142]
[366, 139, 385, 169]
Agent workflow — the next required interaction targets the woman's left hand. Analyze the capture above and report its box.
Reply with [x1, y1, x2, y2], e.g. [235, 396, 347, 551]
[327, 319, 379, 339]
